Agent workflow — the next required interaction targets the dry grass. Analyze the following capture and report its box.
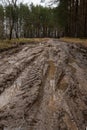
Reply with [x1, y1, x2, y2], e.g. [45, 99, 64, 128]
[59, 37, 87, 47]
[0, 41, 12, 49]
[0, 38, 48, 49]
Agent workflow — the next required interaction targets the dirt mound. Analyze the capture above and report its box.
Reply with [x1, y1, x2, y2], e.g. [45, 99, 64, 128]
[0, 39, 87, 130]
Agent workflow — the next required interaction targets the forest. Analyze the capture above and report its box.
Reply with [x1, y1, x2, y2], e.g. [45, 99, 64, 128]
[0, 1, 87, 130]
[0, 0, 87, 39]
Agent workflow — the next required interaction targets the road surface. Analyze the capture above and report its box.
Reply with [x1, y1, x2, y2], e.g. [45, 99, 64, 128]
[0, 39, 87, 130]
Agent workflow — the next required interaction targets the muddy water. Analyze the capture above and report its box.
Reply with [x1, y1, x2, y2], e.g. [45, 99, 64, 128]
[48, 60, 56, 108]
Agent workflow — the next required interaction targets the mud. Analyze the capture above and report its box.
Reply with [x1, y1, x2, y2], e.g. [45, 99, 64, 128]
[0, 39, 87, 130]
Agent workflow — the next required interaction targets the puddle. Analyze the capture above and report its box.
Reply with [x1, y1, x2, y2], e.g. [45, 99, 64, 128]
[48, 96, 57, 111]
[58, 76, 69, 91]
[48, 60, 57, 110]
[57, 73, 69, 92]
[50, 79, 55, 88]
[48, 60, 56, 92]
[59, 82, 68, 91]
[48, 60, 56, 79]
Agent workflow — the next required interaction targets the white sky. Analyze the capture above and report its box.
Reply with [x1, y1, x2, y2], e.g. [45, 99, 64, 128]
[0, 0, 57, 7]
[23, 0, 44, 5]
[22, 0, 52, 6]
[23, 0, 57, 7]
[0, 0, 47, 5]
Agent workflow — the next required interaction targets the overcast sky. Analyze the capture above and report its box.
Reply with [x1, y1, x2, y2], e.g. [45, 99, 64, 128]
[0, 0, 57, 7]
[22, 0, 57, 7]
[0, 0, 47, 4]
[22, 0, 52, 6]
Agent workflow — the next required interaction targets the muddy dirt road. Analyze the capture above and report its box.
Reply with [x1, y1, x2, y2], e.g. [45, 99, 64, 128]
[0, 39, 87, 130]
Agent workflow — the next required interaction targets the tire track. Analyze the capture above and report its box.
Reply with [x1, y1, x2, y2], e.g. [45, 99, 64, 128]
[0, 39, 87, 130]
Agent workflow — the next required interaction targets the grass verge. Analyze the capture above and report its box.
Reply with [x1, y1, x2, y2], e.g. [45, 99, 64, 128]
[59, 37, 87, 47]
[0, 38, 48, 49]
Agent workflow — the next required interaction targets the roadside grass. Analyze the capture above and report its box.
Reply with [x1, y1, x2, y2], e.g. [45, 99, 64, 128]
[0, 38, 48, 49]
[59, 37, 87, 47]
[1, 37, 87, 50]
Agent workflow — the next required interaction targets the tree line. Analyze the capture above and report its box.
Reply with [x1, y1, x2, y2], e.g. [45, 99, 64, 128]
[0, 1, 60, 40]
[0, 0, 87, 39]
[56, 0, 87, 38]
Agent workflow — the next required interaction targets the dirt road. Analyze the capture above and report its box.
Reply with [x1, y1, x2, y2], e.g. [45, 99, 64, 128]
[0, 39, 87, 130]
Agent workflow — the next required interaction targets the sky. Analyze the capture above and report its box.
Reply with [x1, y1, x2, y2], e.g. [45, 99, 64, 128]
[22, 0, 57, 7]
[22, 0, 52, 6]
[0, 0, 57, 7]
[0, 0, 47, 5]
